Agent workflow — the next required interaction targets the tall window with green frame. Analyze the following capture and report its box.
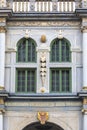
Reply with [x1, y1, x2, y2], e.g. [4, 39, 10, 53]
[50, 38, 71, 93]
[17, 38, 36, 62]
[16, 38, 37, 93]
[51, 38, 71, 62]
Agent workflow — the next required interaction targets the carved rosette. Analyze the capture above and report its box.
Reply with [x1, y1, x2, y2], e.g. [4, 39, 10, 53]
[40, 52, 46, 89]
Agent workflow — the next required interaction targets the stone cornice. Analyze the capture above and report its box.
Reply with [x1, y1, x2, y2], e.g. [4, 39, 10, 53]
[76, 8, 87, 17]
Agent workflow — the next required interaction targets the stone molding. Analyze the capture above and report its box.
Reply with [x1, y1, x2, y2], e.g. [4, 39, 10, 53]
[7, 21, 81, 27]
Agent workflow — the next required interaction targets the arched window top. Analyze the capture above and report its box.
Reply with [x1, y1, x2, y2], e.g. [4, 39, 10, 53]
[50, 38, 71, 62]
[17, 37, 36, 62]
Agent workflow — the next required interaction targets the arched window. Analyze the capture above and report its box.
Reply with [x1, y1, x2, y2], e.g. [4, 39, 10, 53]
[16, 38, 37, 93]
[51, 38, 71, 62]
[50, 38, 71, 93]
[17, 38, 36, 62]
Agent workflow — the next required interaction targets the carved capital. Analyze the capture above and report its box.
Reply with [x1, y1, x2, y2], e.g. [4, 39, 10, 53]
[0, 108, 5, 113]
[0, 86, 5, 90]
[83, 98, 87, 105]
[0, 27, 6, 33]
[0, 99, 4, 105]
[81, 26, 87, 33]
[82, 109, 87, 114]
[82, 86, 87, 90]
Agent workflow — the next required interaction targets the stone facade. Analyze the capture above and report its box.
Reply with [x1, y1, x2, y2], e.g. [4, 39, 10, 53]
[0, 0, 87, 130]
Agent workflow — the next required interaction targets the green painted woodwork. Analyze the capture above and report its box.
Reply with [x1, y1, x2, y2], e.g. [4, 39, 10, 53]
[50, 68, 71, 93]
[50, 38, 71, 62]
[17, 38, 36, 62]
[16, 68, 36, 93]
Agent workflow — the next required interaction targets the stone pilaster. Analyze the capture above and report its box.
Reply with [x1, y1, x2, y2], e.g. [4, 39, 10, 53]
[81, 23, 87, 90]
[0, 26, 6, 90]
[82, 98, 87, 130]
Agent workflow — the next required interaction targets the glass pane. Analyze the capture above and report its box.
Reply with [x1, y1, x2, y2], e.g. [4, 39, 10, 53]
[51, 70, 59, 92]
[18, 40, 26, 62]
[51, 38, 70, 62]
[17, 70, 25, 92]
[62, 70, 70, 92]
[61, 40, 70, 61]
[27, 70, 35, 92]
[28, 40, 36, 62]
[51, 40, 59, 61]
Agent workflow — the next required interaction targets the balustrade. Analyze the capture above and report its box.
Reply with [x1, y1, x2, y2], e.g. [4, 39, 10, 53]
[6, 0, 81, 13]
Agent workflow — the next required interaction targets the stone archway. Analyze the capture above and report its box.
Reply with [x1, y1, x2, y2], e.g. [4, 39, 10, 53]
[22, 122, 64, 130]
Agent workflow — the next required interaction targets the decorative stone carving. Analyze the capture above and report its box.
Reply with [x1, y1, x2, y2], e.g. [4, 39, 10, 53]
[52, 0, 58, 11]
[0, 86, 5, 90]
[40, 52, 46, 88]
[83, 98, 87, 105]
[37, 112, 49, 124]
[82, 0, 87, 8]
[0, 0, 6, 7]
[7, 21, 81, 27]
[0, 27, 6, 33]
[29, 0, 35, 11]
[41, 35, 46, 43]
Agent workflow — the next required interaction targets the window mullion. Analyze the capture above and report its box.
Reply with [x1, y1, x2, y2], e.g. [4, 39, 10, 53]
[26, 40, 28, 62]
[59, 70, 62, 92]
[25, 70, 27, 92]
[59, 40, 62, 62]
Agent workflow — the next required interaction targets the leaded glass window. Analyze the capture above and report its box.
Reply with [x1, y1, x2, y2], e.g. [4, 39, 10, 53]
[16, 69, 36, 93]
[51, 38, 71, 62]
[17, 38, 36, 62]
[50, 68, 71, 93]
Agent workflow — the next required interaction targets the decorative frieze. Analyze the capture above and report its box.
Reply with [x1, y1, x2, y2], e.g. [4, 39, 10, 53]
[7, 21, 81, 27]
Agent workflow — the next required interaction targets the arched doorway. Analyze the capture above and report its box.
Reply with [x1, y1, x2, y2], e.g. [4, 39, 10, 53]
[22, 122, 64, 130]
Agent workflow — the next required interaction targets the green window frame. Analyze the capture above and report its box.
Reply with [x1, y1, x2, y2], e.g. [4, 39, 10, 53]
[50, 68, 71, 93]
[50, 38, 71, 62]
[17, 38, 36, 62]
[16, 68, 36, 93]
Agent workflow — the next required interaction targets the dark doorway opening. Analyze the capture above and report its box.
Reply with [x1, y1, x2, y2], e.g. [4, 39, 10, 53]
[22, 122, 64, 130]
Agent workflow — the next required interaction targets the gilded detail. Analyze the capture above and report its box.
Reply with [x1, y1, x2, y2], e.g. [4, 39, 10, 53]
[37, 112, 49, 124]
[0, 99, 4, 105]
[0, 86, 5, 90]
[83, 98, 87, 105]
[82, 86, 87, 90]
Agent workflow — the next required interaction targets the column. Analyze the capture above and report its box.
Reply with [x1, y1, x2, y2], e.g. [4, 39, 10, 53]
[82, 98, 87, 130]
[0, 27, 6, 90]
[83, 113, 87, 130]
[82, 27, 87, 90]
[0, 111, 3, 130]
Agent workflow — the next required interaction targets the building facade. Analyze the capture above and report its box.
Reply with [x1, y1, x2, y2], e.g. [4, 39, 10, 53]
[0, 0, 87, 130]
